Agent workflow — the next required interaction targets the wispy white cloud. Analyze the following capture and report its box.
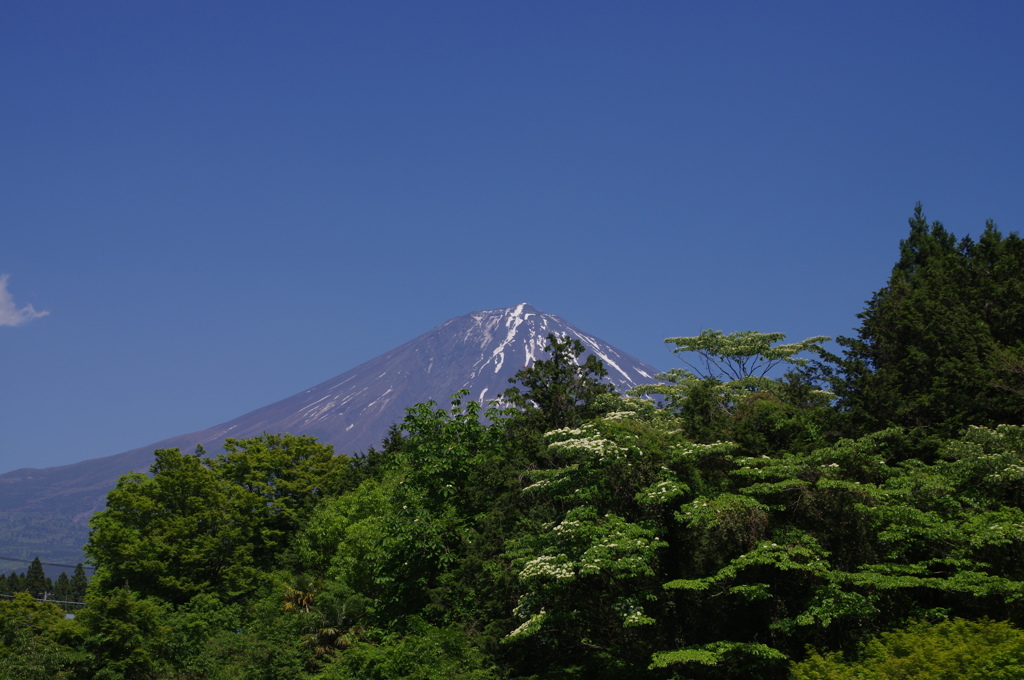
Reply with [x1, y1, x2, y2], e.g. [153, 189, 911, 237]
[0, 274, 49, 327]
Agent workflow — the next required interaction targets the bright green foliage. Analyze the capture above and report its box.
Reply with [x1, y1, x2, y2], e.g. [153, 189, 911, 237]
[54, 231, 1024, 680]
[831, 204, 1024, 437]
[298, 477, 396, 608]
[651, 640, 787, 670]
[387, 393, 496, 515]
[0, 592, 85, 680]
[790, 618, 1024, 679]
[208, 433, 353, 570]
[75, 587, 170, 680]
[299, 394, 508, 626]
[86, 448, 260, 604]
[664, 329, 831, 382]
[633, 330, 832, 448]
[87, 433, 351, 605]
[313, 617, 500, 680]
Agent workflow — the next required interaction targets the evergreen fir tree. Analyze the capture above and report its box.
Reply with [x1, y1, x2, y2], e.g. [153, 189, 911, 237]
[502, 332, 614, 431]
[54, 572, 73, 601]
[25, 557, 49, 597]
[70, 563, 89, 602]
[831, 204, 1024, 438]
[7, 570, 24, 593]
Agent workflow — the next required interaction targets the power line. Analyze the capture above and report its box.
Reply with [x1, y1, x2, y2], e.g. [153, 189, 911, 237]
[0, 593, 87, 608]
[0, 557, 95, 569]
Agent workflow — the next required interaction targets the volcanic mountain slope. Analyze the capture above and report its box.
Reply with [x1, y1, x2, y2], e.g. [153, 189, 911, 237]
[0, 303, 660, 568]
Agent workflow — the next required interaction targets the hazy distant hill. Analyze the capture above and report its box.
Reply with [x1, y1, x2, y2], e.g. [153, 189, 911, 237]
[0, 303, 660, 570]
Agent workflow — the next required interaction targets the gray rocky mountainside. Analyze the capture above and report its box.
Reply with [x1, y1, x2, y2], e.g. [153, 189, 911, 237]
[0, 303, 660, 570]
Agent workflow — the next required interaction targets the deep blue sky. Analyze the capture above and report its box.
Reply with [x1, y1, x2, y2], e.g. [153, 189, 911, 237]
[2, 1, 1022, 474]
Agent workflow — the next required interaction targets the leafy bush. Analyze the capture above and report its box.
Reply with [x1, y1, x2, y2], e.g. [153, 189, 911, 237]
[790, 618, 1024, 679]
[313, 617, 500, 680]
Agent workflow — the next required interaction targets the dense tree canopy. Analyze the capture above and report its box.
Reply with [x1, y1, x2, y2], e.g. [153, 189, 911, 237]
[830, 204, 1024, 438]
[9, 206, 1024, 679]
[86, 434, 355, 605]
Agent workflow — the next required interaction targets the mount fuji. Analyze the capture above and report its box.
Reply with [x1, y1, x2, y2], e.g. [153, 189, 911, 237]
[0, 304, 661, 569]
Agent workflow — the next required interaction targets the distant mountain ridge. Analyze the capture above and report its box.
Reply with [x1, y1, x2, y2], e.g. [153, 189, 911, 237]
[0, 303, 660, 569]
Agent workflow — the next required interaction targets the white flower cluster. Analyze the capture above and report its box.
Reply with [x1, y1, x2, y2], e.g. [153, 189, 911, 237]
[545, 427, 584, 438]
[641, 480, 685, 504]
[520, 555, 575, 581]
[614, 598, 655, 627]
[679, 441, 738, 457]
[522, 478, 551, 492]
[506, 610, 547, 640]
[551, 519, 582, 533]
[544, 422, 645, 466]
[988, 463, 1024, 482]
[549, 435, 617, 455]
[623, 608, 654, 627]
[577, 527, 655, 577]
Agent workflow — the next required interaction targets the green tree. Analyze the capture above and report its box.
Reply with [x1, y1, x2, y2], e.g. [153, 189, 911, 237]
[171, 587, 309, 680]
[76, 587, 170, 680]
[52, 573, 71, 603]
[87, 433, 352, 606]
[664, 330, 830, 382]
[0, 592, 85, 680]
[633, 330, 832, 448]
[69, 565, 88, 603]
[300, 395, 506, 627]
[499, 385, 1024, 679]
[207, 433, 354, 572]
[6, 572, 23, 594]
[503, 398, 683, 677]
[24, 558, 49, 598]
[86, 447, 259, 605]
[314, 617, 500, 680]
[503, 333, 614, 432]
[635, 330, 829, 412]
[830, 204, 1024, 438]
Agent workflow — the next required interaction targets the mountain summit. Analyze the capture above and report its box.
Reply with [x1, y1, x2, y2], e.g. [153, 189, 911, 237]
[0, 304, 660, 568]
[258, 302, 659, 453]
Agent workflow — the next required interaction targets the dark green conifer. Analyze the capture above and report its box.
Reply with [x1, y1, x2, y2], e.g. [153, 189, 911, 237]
[69, 563, 89, 602]
[832, 204, 1024, 438]
[25, 557, 49, 597]
[54, 572, 72, 601]
[7, 570, 23, 593]
[503, 332, 614, 432]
